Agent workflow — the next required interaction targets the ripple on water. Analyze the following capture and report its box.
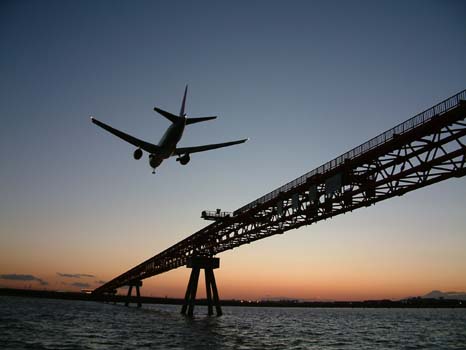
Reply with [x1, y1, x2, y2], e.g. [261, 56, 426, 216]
[1, 297, 466, 349]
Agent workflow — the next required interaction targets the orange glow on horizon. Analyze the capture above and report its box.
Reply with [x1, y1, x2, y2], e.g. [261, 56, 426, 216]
[2, 262, 465, 302]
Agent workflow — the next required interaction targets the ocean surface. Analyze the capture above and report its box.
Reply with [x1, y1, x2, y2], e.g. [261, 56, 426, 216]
[1, 296, 466, 349]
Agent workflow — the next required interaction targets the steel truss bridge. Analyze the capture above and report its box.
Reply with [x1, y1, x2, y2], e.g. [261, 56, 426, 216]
[94, 89, 466, 314]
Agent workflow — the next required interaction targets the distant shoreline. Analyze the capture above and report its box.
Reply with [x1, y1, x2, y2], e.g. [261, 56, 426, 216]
[1, 288, 464, 308]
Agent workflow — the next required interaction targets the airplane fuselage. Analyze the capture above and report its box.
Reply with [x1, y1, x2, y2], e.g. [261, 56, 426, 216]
[149, 116, 186, 170]
[158, 116, 186, 156]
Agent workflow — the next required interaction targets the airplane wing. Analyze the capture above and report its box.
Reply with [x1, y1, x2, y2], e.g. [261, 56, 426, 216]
[174, 138, 248, 155]
[91, 117, 160, 154]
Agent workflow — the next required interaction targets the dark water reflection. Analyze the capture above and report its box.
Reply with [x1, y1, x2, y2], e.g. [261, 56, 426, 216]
[1, 296, 465, 349]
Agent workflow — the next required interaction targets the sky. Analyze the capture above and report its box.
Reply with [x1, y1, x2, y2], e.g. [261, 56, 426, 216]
[0, 0, 465, 301]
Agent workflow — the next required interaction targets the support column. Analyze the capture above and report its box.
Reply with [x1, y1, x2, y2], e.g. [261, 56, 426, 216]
[181, 267, 197, 315]
[207, 268, 222, 316]
[135, 282, 142, 308]
[205, 269, 213, 316]
[181, 256, 222, 316]
[187, 267, 200, 316]
[125, 280, 142, 307]
[125, 285, 133, 306]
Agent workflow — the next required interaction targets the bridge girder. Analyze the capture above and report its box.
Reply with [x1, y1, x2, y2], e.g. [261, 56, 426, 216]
[93, 91, 466, 295]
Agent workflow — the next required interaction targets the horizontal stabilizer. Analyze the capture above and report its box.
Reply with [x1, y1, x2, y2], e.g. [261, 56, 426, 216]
[153, 106, 180, 124]
[186, 116, 217, 125]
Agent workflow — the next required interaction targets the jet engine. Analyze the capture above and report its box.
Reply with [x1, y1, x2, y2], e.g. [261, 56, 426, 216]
[176, 154, 190, 165]
[133, 148, 143, 160]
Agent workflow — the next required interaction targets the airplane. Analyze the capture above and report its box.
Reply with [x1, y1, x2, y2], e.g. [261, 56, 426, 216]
[91, 85, 248, 174]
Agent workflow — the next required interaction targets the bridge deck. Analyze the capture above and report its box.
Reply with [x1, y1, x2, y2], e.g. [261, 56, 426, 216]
[94, 90, 466, 295]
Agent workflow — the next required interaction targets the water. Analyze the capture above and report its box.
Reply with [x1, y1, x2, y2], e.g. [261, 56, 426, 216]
[1, 296, 466, 349]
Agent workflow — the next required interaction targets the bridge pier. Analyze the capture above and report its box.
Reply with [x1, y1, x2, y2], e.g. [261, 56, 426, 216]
[108, 289, 117, 304]
[181, 256, 222, 316]
[125, 280, 142, 307]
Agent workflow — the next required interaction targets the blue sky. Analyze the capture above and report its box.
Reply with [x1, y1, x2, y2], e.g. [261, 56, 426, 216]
[0, 0, 465, 299]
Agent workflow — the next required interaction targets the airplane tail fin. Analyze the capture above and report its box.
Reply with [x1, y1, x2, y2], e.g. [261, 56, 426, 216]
[180, 85, 188, 116]
[154, 85, 213, 124]
[186, 116, 217, 125]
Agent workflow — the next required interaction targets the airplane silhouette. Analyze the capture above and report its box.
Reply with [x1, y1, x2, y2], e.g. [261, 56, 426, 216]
[91, 86, 248, 174]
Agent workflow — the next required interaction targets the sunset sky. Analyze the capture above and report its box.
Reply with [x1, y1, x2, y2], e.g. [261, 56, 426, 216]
[1, 0, 465, 301]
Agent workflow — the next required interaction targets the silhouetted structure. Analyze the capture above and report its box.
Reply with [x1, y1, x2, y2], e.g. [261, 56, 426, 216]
[125, 280, 142, 307]
[201, 209, 232, 221]
[4, 288, 465, 308]
[93, 89, 466, 315]
[181, 257, 222, 316]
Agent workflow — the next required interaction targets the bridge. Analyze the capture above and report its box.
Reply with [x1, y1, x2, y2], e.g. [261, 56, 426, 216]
[93, 89, 466, 316]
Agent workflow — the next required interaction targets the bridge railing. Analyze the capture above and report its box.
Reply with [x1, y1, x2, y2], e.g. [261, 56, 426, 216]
[234, 89, 466, 215]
